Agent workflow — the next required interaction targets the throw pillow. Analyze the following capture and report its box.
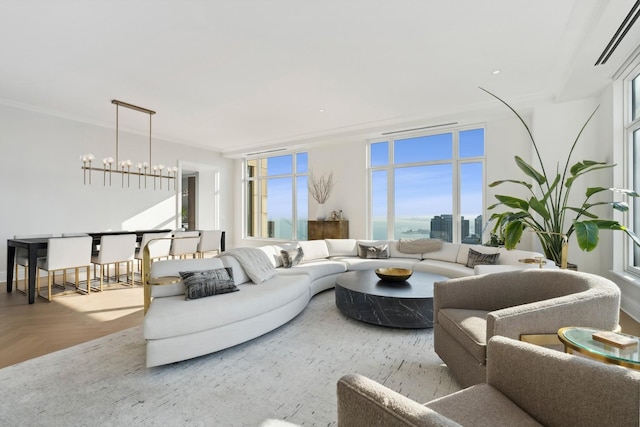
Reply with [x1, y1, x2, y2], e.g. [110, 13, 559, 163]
[281, 247, 304, 268]
[357, 243, 390, 259]
[465, 248, 500, 268]
[180, 268, 238, 300]
[397, 238, 443, 254]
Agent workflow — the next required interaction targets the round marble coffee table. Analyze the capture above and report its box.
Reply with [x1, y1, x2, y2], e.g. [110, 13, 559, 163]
[334, 270, 448, 328]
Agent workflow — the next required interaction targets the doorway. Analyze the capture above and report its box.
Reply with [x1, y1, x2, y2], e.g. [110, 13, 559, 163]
[181, 172, 198, 230]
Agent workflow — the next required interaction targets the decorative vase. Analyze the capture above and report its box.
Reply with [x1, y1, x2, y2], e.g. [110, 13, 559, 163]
[316, 203, 327, 220]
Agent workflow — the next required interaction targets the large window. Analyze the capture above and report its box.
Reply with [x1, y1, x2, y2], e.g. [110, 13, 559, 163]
[627, 70, 640, 273]
[245, 153, 308, 240]
[369, 127, 485, 243]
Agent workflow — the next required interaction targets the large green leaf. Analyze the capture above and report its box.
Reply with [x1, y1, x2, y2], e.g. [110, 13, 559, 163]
[488, 179, 533, 189]
[515, 156, 546, 185]
[564, 206, 599, 219]
[611, 188, 640, 197]
[570, 160, 606, 175]
[585, 187, 608, 197]
[574, 221, 599, 251]
[528, 197, 549, 220]
[504, 220, 524, 250]
[494, 195, 529, 211]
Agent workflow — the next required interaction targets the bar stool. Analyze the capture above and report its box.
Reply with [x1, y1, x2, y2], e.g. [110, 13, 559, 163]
[36, 236, 92, 301]
[170, 231, 200, 259]
[196, 230, 222, 258]
[91, 234, 137, 291]
[14, 233, 54, 295]
[135, 232, 172, 271]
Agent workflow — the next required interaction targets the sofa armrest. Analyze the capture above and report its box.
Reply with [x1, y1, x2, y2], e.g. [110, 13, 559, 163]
[487, 336, 640, 426]
[337, 374, 461, 427]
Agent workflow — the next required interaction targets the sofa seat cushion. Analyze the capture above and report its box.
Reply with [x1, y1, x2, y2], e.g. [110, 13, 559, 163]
[277, 260, 347, 281]
[333, 257, 416, 271]
[413, 259, 473, 278]
[144, 274, 311, 340]
[426, 384, 542, 426]
[438, 308, 489, 363]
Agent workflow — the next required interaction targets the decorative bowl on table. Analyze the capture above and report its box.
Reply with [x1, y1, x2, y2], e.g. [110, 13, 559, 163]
[375, 268, 413, 282]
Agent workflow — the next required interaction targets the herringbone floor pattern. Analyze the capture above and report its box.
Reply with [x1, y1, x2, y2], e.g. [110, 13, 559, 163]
[1, 278, 639, 370]
[0, 280, 143, 369]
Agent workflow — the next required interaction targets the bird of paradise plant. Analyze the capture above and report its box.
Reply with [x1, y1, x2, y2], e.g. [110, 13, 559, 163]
[483, 87, 640, 266]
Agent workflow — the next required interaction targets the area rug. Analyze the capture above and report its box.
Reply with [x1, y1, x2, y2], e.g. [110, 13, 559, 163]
[0, 290, 460, 426]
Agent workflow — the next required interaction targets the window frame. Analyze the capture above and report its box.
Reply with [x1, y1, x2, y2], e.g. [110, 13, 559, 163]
[243, 152, 308, 240]
[367, 124, 486, 243]
[624, 66, 640, 276]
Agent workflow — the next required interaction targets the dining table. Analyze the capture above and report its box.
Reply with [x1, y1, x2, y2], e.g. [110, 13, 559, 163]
[6, 228, 198, 304]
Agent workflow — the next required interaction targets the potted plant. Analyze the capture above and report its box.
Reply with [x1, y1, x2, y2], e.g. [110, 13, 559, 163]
[483, 88, 640, 267]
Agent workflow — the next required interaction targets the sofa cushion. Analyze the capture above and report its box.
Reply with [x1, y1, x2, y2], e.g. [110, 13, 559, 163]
[277, 260, 347, 281]
[325, 239, 358, 257]
[257, 245, 281, 268]
[181, 267, 238, 300]
[413, 259, 473, 278]
[144, 274, 311, 340]
[397, 238, 443, 254]
[422, 242, 460, 263]
[426, 384, 541, 426]
[298, 240, 330, 261]
[149, 258, 225, 297]
[357, 242, 390, 259]
[456, 244, 499, 266]
[336, 257, 416, 271]
[220, 255, 252, 285]
[388, 240, 424, 260]
[438, 308, 489, 363]
[465, 248, 500, 268]
[280, 247, 304, 268]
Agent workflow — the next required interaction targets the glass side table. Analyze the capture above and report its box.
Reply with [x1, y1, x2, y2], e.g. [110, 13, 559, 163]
[557, 326, 640, 370]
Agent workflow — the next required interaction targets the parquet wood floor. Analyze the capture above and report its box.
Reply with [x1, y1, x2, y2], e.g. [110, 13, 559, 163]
[1, 279, 639, 370]
[0, 281, 143, 369]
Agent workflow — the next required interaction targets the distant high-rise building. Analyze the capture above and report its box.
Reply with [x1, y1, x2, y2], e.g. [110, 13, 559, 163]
[431, 214, 453, 242]
[461, 216, 470, 240]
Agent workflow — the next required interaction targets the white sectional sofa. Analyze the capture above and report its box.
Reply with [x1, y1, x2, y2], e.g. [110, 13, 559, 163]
[143, 238, 552, 367]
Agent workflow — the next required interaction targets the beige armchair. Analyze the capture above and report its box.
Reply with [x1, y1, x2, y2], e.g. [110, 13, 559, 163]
[433, 269, 621, 387]
[337, 336, 640, 427]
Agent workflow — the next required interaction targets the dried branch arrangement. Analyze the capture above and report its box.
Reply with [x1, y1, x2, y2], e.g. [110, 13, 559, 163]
[308, 170, 334, 204]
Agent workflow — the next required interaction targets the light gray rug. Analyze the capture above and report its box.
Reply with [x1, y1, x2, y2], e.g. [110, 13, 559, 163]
[0, 290, 460, 426]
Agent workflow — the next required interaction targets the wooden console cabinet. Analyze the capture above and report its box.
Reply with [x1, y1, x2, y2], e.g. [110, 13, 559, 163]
[308, 220, 349, 240]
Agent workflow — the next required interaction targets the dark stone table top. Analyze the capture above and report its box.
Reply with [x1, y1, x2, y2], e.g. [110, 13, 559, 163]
[334, 270, 449, 328]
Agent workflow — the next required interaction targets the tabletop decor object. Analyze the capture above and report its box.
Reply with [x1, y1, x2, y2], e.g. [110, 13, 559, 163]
[308, 170, 334, 220]
[375, 267, 413, 282]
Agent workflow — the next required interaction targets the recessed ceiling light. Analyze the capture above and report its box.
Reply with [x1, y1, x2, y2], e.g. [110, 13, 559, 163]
[492, 70, 502, 75]
[319, 109, 325, 113]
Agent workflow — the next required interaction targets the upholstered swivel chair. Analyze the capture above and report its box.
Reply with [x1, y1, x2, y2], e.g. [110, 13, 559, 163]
[13, 233, 53, 295]
[169, 230, 200, 259]
[337, 336, 640, 426]
[91, 234, 136, 291]
[433, 269, 621, 387]
[36, 236, 92, 301]
[196, 229, 222, 258]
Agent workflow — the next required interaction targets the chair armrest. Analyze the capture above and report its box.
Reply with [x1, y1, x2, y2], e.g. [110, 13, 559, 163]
[337, 374, 461, 427]
[487, 336, 640, 426]
[486, 291, 620, 339]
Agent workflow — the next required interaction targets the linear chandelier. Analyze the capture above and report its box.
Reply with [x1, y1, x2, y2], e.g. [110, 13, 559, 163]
[80, 99, 177, 190]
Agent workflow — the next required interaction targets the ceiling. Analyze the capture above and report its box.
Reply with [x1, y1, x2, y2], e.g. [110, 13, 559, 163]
[1, 0, 639, 157]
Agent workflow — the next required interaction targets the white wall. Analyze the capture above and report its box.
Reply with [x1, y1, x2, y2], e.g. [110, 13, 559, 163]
[0, 103, 234, 282]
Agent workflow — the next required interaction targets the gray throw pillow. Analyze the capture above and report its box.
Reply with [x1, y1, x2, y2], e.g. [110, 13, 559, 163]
[281, 247, 304, 268]
[180, 268, 238, 300]
[357, 243, 390, 259]
[465, 248, 500, 268]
